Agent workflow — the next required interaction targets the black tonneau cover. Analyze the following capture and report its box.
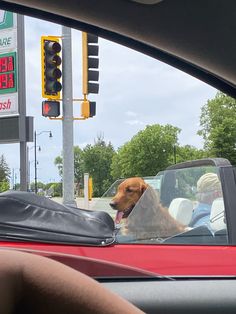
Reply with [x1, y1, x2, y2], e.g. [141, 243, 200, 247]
[0, 191, 115, 246]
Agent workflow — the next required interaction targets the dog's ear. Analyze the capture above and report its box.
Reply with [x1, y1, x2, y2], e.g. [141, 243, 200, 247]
[141, 182, 148, 194]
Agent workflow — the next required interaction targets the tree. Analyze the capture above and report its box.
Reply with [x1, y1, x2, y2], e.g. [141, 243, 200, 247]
[30, 181, 45, 192]
[176, 145, 206, 164]
[111, 124, 180, 178]
[83, 136, 115, 196]
[51, 182, 62, 197]
[74, 146, 85, 186]
[83, 136, 115, 197]
[54, 146, 84, 185]
[198, 92, 236, 164]
[54, 137, 115, 197]
[54, 155, 63, 177]
[0, 154, 10, 192]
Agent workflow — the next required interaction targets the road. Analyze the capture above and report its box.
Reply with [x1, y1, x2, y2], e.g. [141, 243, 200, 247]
[52, 197, 115, 218]
[52, 197, 95, 208]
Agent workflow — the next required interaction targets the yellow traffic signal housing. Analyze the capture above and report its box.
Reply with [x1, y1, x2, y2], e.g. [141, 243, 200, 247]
[82, 32, 99, 96]
[88, 177, 93, 200]
[41, 36, 62, 99]
[81, 100, 90, 118]
[81, 100, 96, 118]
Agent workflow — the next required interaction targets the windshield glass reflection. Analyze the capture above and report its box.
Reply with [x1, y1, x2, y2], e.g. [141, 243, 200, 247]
[94, 165, 227, 245]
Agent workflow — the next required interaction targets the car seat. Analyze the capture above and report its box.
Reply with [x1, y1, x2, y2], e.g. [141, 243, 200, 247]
[168, 198, 193, 225]
[210, 197, 226, 232]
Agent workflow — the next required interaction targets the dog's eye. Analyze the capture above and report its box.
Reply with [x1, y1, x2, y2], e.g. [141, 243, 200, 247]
[126, 187, 133, 193]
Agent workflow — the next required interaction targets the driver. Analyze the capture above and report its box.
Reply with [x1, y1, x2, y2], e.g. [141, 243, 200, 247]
[189, 172, 222, 228]
[0, 250, 143, 314]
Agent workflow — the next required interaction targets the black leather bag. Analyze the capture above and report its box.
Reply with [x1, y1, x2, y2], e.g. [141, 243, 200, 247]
[0, 191, 115, 246]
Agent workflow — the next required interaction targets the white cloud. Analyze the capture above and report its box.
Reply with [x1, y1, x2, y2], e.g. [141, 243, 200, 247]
[125, 120, 145, 126]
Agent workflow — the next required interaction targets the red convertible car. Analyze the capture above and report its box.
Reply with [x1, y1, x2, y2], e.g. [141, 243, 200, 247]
[0, 157, 234, 278]
[0, 0, 236, 312]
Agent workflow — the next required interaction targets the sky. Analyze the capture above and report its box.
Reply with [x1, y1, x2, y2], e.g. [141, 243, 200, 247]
[1, 15, 217, 186]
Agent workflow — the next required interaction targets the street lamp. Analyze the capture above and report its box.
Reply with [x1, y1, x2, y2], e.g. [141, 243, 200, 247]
[27, 147, 40, 191]
[34, 130, 53, 194]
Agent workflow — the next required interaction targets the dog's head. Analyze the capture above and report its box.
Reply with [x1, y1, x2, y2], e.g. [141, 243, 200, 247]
[110, 177, 148, 224]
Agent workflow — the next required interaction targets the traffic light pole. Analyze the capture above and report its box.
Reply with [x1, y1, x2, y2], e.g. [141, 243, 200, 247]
[17, 14, 28, 191]
[34, 131, 38, 193]
[61, 26, 76, 207]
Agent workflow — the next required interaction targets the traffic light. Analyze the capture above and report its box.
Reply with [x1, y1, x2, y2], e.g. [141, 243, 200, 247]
[89, 101, 96, 117]
[88, 177, 93, 201]
[42, 100, 60, 117]
[41, 36, 62, 99]
[81, 100, 96, 118]
[82, 32, 99, 95]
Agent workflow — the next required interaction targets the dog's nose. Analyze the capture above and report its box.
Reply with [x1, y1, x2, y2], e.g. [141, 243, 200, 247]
[109, 201, 117, 209]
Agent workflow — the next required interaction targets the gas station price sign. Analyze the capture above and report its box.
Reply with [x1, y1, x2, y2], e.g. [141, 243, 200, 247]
[0, 52, 17, 94]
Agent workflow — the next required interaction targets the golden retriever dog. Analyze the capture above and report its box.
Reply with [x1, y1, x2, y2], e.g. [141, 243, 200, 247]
[110, 177, 148, 224]
[110, 177, 186, 239]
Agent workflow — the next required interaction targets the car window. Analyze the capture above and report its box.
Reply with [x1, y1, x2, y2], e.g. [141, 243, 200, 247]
[0, 10, 231, 272]
[95, 164, 227, 245]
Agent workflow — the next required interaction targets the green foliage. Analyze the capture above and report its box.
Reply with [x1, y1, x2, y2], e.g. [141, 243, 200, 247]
[54, 136, 115, 197]
[74, 146, 84, 185]
[30, 181, 45, 192]
[54, 156, 63, 177]
[176, 145, 207, 163]
[44, 182, 54, 190]
[54, 146, 84, 185]
[175, 166, 216, 200]
[111, 124, 180, 178]
[83, 136, 115, 196]
[53, 124, 216, 198]
[198, 92, 236, 164]
[0, 181, 9, 192]
[0, 155, 10, 192]
[51, 182, 62, 197]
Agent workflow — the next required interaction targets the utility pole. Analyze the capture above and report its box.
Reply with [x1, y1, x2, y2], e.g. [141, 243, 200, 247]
[17, 14, 27, 191]
[62, 26, 76, 207]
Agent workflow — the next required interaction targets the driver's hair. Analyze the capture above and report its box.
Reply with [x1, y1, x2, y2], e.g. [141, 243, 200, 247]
[196, 173, 222, 204]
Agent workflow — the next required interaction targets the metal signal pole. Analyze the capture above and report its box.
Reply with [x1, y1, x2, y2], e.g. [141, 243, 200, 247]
[17, 14, 27, 191]
[61, 26, 76, 207]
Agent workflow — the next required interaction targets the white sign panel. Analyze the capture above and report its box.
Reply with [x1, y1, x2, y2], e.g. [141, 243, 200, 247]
[0, 93, 18, 115]
[0, 28, 16, 52]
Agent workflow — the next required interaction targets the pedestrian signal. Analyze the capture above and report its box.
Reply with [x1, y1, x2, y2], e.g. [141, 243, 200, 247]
[42, 100, 60, 117]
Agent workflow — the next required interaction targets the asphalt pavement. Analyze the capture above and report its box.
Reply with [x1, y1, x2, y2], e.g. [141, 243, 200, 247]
[52, 197, 115, 218]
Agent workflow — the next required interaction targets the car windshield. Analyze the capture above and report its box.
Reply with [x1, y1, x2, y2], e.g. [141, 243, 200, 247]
[93, 163, 227, 245]
[0, 9, 234, 279]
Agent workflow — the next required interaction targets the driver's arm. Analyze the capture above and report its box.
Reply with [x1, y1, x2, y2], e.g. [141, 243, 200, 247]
[0, 250, 143, 314]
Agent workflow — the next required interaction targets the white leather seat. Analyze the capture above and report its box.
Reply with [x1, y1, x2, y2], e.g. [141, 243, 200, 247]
[210, 198, 226, 232]
[169, 198, 193, 225]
